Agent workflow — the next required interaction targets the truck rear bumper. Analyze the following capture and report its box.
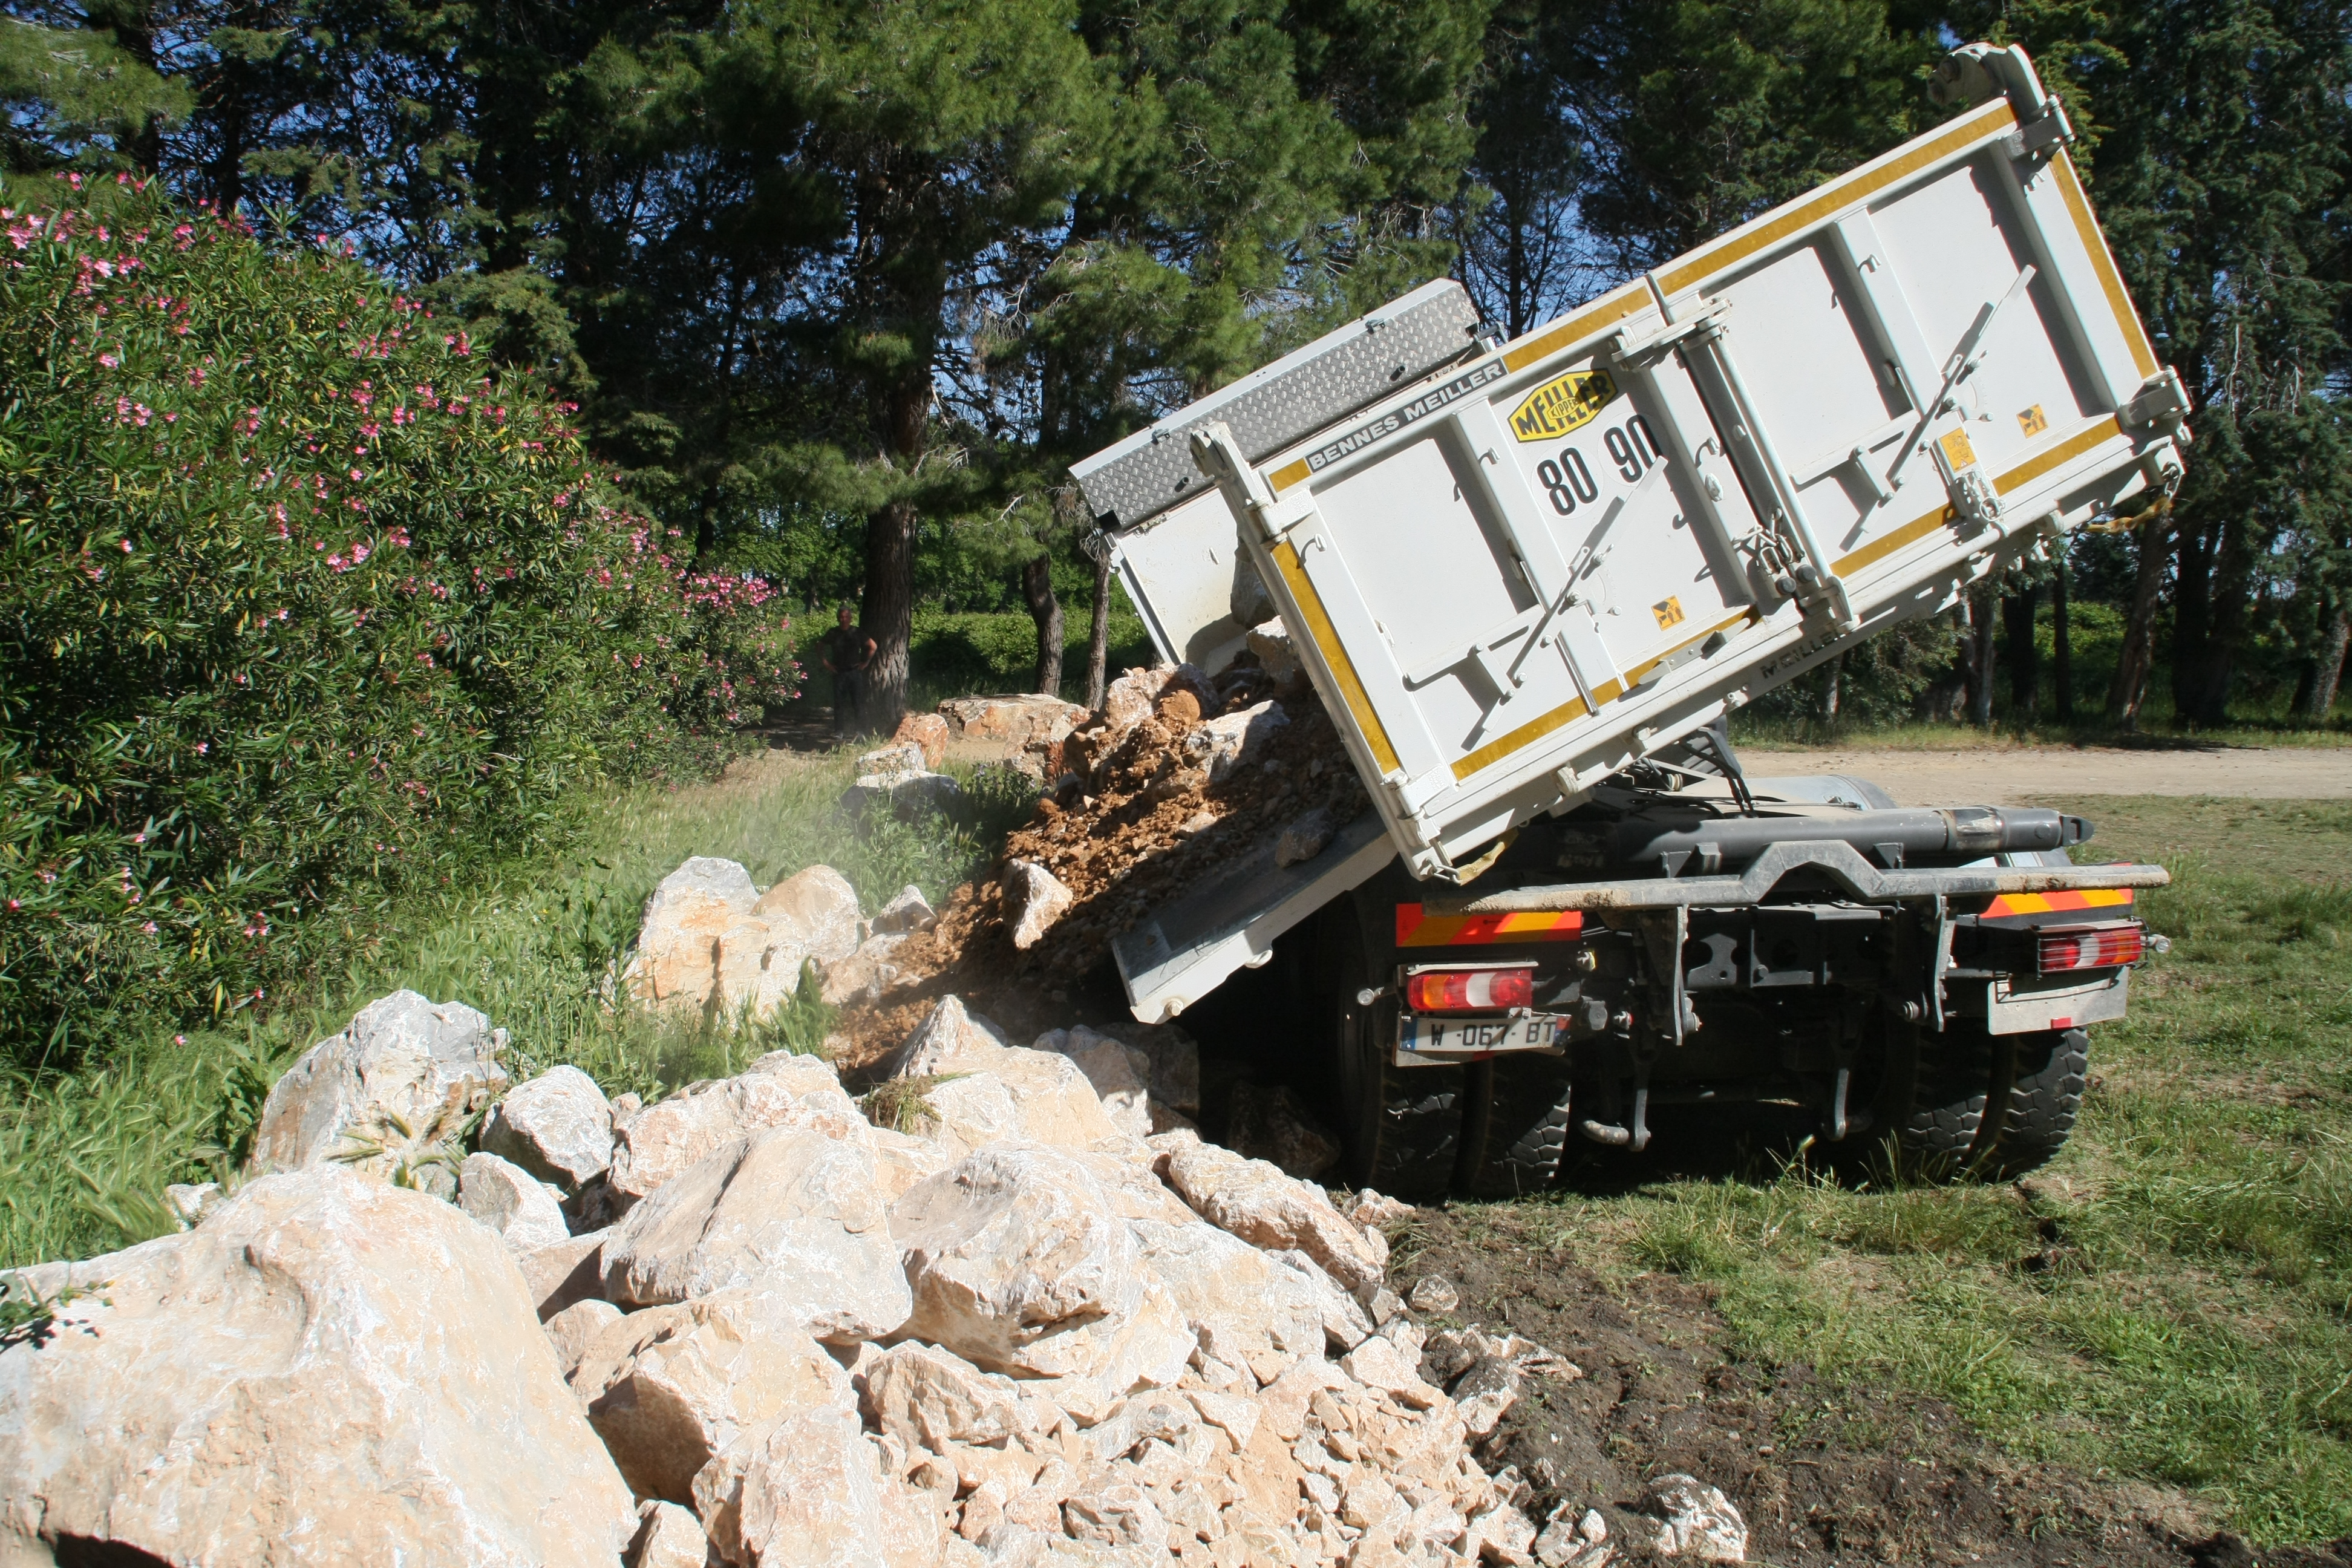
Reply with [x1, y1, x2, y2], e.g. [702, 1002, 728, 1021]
[1424, 838, 2169, 915]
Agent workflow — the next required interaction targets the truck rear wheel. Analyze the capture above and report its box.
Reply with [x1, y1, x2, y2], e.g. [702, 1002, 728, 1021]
[1883, 1019, 2086, 1178]
[1321, 901, 1466, 1202]
[1884, 1017, 1998, 1176]
[1456, 1055, 1575, 1198]
[1977, 1027, 2089, 1178]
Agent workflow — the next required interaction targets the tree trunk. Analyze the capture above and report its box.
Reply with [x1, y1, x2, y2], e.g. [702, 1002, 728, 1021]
[1820, 653, 1841, 722]
[860, 498, 920, 737]
[1085, 540, 1113, 710]
[857, 277, 942, 736]
[2305, 599, 2351, 722]
[2004, 583, 2040, 721]
[2051, 555, 2073, 723]
[2170, 510, 2250, 727]
[1964, 581, 1998, 728]
[1023, 553, 1064, 697]
[2107, 509, 2174, 730]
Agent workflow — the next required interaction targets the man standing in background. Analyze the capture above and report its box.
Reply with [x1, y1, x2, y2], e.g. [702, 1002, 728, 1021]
[820, 603, 877, 739]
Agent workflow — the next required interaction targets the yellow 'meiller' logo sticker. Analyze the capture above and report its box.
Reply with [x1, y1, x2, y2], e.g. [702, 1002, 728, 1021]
[1508, 370, 1618, 442]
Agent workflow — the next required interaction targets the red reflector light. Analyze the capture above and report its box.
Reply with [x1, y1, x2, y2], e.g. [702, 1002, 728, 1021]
[1405, 968, 1534, 1013]
[2037, 923, 2145, 973]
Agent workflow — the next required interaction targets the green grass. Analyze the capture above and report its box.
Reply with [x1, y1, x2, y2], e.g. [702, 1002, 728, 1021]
[1443, 796, 2352, 1544]
[908, 606, 1157, 707]
[0, 744, 1036, 1270]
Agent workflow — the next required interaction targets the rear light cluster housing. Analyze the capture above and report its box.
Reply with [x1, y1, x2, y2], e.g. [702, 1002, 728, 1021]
[1405, 967, 1534, 1013]
[2036, 922, 2145, 973]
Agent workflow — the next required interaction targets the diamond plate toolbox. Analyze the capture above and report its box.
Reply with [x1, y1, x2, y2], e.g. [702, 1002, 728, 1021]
[1070, 279, 1482, 532]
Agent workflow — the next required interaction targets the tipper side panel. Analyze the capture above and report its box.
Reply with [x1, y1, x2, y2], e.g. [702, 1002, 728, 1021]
[1187, 74, 2186, 881]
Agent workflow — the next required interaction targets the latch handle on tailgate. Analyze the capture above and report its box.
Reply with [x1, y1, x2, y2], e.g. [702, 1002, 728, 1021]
[1673, 316, 1860, 631]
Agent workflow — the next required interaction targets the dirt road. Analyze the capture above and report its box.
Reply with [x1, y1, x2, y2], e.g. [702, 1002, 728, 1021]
[1748, 744, 2348, 804]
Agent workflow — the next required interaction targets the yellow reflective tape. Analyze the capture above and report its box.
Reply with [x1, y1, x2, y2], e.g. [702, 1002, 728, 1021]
[1446, 607, 1754, 783]
[1269, 457, 1312, 493]
[1994, 413, 2120, 495]
[1982, 887, 2134, 916]
[1270, 539, 1400, 776]
[1659, 100, 2017, 299]
[2050, 151, 2158, 379]
[1500, 284, 1652, 374]
[1834, 501, 1953, 578]
[1833, 416, 2125, 578]
[1451, 694, 1589, 782]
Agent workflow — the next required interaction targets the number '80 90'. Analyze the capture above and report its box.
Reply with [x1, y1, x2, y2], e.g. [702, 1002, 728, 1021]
[1536, 415, 1664, 516]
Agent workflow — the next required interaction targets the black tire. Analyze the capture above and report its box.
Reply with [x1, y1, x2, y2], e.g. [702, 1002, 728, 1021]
[1456, 1054, 1575, 1198]
[1977, 1027, 2089, 1178]
[1881, 1018, 2088, 1180]
[1321, 900, 1466, 1201]
[1883, 1016, 2001, 1178]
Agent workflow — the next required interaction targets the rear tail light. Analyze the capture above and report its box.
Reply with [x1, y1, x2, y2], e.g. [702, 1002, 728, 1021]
[2037, 923, 2145, 973]
[1405, 968, 1534, 1013]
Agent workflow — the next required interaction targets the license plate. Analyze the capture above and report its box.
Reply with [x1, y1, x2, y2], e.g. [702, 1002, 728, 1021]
[1394, 1013, 1566, 1067]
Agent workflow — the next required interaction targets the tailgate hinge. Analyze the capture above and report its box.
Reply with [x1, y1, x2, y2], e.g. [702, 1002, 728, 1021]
[1190, 421, 1313, 543]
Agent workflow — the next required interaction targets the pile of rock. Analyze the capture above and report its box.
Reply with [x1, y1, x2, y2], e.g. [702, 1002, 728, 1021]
[2, 975, 1542, 1567]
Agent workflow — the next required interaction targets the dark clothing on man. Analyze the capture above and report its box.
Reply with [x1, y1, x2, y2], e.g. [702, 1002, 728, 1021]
[822, 622, 874, 737]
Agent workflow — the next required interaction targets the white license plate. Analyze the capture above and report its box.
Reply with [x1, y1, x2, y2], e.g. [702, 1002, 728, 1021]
[1394, 1013, 1566, 1067]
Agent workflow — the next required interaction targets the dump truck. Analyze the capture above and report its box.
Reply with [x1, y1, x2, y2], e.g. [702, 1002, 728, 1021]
[1068, 44, 2184, 1199]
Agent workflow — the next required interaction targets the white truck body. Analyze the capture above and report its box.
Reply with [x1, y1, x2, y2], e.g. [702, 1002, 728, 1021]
[1074, 45, 2187, 1024]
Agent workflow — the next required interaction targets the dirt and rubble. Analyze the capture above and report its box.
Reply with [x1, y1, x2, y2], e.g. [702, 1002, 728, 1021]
[828, 655, 1371, 1074]
[1390, 1203, 2351, 1568]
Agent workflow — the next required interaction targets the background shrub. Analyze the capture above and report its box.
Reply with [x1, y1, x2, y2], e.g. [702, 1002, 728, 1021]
[0, 175, 797, 1067]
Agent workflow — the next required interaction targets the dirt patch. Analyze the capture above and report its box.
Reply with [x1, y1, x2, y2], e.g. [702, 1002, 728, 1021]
[1748, 745, 2352, 805]
[1390, 1204, 2351, 1568]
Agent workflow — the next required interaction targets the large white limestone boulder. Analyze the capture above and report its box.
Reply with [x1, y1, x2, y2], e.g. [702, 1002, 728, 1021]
[607, 1050, 856, 1203]
[880, 995, 1011, 1078]
[0, 1169, 633, 1566]
[879, 1002, 1121, 1156]
[999, 859, 1073, 952]
[249, 990, 508, 1195]
[624, 860, 864, 1025]
[622, 856, 761, 1011]
[1127, 1216, 1328, 1383]
[915, 1053, 1124, 1158]
[1182, 699, 1289, 783]
[601, 1126, 909, 1344]
[457, 1150, 571, 1252]
[1161, 1137, 1387, 1295]
[1030, 1027, 1152, 1140]
[887, 1143, 1191, 1391]
[936, 693, 1086, 749]
[571, 1287, 854, 1506]
[482, 1064, 615, 1189]
[695, 1403, 946, 1568]
[750, 866, 863, 970]
[857, 1341, 1024, 1454]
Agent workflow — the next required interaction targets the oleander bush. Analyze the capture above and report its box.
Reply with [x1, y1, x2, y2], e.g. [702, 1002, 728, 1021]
[0, 174, 797, 1067]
